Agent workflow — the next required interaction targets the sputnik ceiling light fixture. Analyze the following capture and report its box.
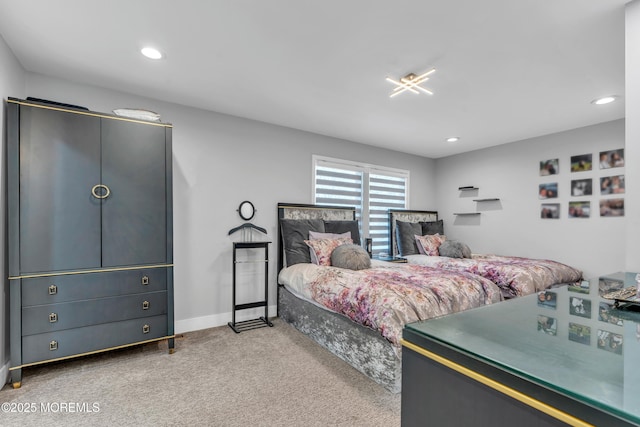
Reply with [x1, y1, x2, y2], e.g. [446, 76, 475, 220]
[386, 68, 436, 98]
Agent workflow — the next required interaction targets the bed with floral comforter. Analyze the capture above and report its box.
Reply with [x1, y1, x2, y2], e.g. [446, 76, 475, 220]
[404, 254, 582, 298]
[279, 262, 502, 350]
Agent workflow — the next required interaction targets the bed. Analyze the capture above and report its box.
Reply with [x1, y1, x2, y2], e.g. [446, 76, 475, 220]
[276, 203, 502, 393]
[388, 209, 583, 298]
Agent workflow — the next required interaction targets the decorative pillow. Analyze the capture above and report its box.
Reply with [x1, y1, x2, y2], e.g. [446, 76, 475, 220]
[324, 220, 361, 246]
[304, 237, 353, 266]
[421, 219, 444, 236]
[395, 220, 421, 256]
[308, 231, 351, 264]
[438, 240, 472, 258]
[331, 244, 371, 270]
[280, 219, 325, 266]
[415, 234, 446, 256]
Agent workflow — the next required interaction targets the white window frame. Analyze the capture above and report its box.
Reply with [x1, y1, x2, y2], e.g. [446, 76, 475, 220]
[312, 155, 410, 254]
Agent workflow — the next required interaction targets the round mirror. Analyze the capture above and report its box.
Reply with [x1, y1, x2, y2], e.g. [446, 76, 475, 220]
[238, 201, 255, 221]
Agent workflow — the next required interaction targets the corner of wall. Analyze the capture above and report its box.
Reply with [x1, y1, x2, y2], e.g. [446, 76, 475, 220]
[0, 30, 27, 376]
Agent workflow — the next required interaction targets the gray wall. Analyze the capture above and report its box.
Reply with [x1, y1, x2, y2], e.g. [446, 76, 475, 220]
[626, 0, 640, 272]
[0, 34, 26, 383]
[435, 119, 626, 280]
[23, 73, 437, 333]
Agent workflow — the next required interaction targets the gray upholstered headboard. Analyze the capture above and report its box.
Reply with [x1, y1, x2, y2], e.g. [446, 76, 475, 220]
[388, 209, 438, 257]
[277, 203, 357, 271]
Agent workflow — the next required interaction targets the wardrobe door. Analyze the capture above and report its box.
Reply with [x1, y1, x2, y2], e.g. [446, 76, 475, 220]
[100, 119, 167, 267]
[19, 106, 102, 273]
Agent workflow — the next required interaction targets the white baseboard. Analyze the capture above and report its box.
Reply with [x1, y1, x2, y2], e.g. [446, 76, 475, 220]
[174, 304, 277, 334]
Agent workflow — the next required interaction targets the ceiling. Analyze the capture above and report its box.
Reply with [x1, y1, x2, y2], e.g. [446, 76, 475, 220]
[0, 0, 627, 158]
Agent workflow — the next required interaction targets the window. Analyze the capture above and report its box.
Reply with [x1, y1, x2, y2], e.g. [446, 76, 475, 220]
[313, 156, 409, 256]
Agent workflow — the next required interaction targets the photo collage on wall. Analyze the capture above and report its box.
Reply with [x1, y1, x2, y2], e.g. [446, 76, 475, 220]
[538, 148, 625, 219]
[536, 282, 623, 355]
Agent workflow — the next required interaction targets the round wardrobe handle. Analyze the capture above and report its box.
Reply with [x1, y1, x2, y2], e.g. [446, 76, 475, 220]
[91, 184, 111, 199]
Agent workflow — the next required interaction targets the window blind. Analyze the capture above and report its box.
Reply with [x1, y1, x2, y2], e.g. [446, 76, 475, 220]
[313, 157, 408, 256]
[314, 166, 363, 210]
[369, 173, 407, 255]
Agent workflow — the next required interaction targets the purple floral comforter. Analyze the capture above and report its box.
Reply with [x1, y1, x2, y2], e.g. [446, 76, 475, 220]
[404, 254, 582, 298]
[279, 263, 502, 348]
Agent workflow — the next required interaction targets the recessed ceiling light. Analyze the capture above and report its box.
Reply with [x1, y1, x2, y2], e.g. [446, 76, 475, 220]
[446, 137, 460, 143]
[591, 95, 618, 105]
[141, 47, 163, 60]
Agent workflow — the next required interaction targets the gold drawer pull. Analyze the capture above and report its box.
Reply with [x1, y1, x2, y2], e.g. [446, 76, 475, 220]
[48, 284, 57, 295]
[49, 341, 58, 351]
[142, 301, 150, 310]
[142, 324, 150, 334]
[141, 276, 149, 286]
[49, 313, 58, 323]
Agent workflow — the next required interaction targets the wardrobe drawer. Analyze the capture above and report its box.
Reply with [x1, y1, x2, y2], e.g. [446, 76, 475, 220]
[21, 315, 168, 365]
[22, 291, 167, 336]
[21, 268, 168, 306]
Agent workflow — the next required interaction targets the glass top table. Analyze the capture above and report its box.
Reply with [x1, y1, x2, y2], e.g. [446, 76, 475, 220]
[403, 272, 640, 426]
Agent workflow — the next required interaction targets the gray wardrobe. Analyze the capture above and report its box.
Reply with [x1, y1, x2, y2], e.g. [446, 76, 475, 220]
[6, 98, 175, 388]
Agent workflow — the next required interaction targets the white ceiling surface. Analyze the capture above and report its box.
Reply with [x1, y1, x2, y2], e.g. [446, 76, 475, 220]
[0, 1, 627, 158]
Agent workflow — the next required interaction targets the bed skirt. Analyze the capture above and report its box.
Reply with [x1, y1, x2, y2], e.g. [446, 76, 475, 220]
[278, 286, 401, 393]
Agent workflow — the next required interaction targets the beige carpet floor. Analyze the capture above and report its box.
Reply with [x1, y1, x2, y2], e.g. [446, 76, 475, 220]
[0, 319, 400, 426]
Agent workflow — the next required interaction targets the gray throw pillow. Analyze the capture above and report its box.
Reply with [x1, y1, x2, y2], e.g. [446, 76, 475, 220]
[396, 220, 421, 256]
[421, 219, 444, 235]
[331, 244, 371, 270]
[438, 240, 471, 258]
[280, 219, 325, 266]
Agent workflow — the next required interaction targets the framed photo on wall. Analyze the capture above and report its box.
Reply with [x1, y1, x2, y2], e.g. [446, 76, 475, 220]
[539, 158, 559, 176]
[571, 178, 592, 196]
[600, 175, 625, 194]
[599, 198, 624, 217]
[570, 154, 592, 172]
[540, 203, 560, 219]
[539, 183, 558, 199]
[599, 149, 625, 169]
[569, 201, 590, 218]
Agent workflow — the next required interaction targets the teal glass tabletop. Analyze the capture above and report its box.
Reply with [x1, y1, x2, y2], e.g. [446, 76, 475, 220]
[405, 272, 640, 424]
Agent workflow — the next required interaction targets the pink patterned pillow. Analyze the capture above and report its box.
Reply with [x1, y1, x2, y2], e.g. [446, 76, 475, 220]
[304, 237, 353, 266]
[415, 234, 446, 256]
[308, 231, 351, 264]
